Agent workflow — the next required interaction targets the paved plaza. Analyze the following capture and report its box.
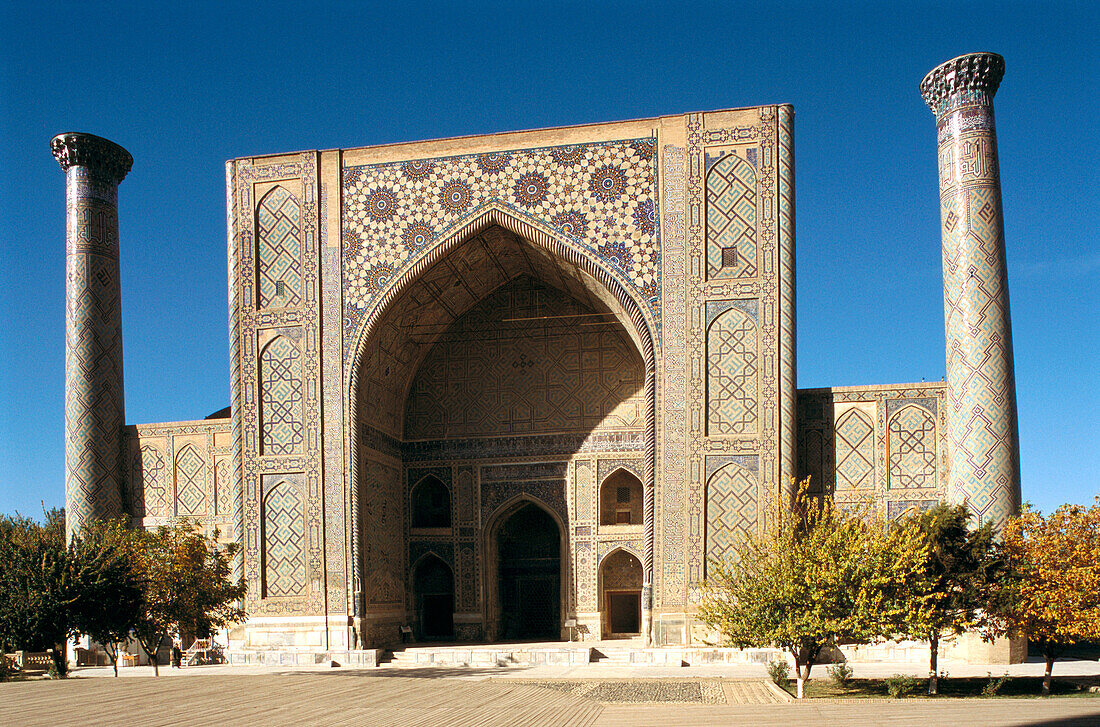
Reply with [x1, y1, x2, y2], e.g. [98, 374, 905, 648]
[3, 661, 1099, 727]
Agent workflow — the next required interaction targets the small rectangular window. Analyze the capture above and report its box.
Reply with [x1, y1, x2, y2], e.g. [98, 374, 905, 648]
[276, 280, 286, 297]
[617, 486, 631, 504]
[721, 247, 738, 268]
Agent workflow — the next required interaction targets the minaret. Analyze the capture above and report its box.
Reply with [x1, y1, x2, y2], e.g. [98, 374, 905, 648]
[51, 133, 133, 538]
[920, 53, 1020, 529]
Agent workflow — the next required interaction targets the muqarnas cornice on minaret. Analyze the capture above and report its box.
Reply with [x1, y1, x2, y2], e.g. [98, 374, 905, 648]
[51, 132, 133, 184]
[921, 53, 1020, 530]
[920, 52, 1005, 116]
[52, 132, 132, 538]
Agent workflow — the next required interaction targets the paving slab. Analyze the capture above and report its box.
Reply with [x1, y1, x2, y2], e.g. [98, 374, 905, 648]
[2, 670, 1099, 726]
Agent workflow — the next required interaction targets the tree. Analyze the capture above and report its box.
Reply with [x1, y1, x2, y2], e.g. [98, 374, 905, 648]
[0, 509, 74, 674]
[897, 503, 998, 695]
[67, 519, 145, 677]
[133, 522, 246, 675]
[993, 497, 1100, 695]
[699, 479, 930, 698]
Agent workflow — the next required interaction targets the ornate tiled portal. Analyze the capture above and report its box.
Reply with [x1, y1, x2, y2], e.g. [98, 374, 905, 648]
[59, 52, 1022, 653]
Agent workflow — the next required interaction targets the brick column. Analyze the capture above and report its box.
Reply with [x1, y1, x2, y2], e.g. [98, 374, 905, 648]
[920, 53, 1020, 529]
[51, 133, 133, 538]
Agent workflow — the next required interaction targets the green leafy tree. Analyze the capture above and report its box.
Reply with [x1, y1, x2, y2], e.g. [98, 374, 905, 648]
[699, 479, 930, 698]
[0, 509, 73, 675]
[897, 502, 998, 695]
[992, 498, 1100, 695]
[68, 518, 145, 677]
[133, 522, 246, 675]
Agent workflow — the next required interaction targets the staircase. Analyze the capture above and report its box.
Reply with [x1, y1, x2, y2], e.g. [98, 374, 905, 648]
[379, 643, 589, 668]
[589, 648, 632, 665]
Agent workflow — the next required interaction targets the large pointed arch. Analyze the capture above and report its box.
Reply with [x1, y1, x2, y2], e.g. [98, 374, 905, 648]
[347, 205, 658, 637]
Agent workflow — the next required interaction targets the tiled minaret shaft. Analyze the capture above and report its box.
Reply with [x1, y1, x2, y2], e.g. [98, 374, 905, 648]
[51, 133, 133, 538]
[920, 53, 1020, 529]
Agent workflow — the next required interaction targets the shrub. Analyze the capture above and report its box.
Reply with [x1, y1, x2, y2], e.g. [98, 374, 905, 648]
[827, 661, 853, 687]
[982, 672, 1009, 697]
[767, 659, 790, 687]
[0, 653, 13, 682]
[885, 674, 919, 698]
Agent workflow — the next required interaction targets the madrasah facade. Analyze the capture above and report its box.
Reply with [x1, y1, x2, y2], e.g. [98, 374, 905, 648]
[52, 52, 1020, 659]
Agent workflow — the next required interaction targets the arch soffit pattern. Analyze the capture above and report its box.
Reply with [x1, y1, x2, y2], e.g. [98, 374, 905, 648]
[597, 544, 643, 568]
[483, 492, 567, 540]
[410, 550, 454, 576]
[598, 464, 644, 486]
[410, 473, 449, 495]
[259, 333, 300, 358]
[705, 304, 754, 338]
[262, 477, 303, 504]
[348, 204, 657, 405]
[705, 460, 755, 488]
[891, 402, 935, 422]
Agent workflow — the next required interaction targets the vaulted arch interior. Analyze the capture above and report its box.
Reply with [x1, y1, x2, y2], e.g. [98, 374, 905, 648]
[351, 224, 650, 645]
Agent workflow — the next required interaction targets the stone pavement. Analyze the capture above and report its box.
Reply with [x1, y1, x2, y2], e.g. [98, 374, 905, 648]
[2, 667, 1099, 727]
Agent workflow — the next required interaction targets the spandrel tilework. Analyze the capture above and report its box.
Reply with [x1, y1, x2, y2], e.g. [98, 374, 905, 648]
[341, 139, 660, 359]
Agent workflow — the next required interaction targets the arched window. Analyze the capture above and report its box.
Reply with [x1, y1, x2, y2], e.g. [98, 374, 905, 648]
[411, 476, 451, 528]
[599, 468, 643, 526]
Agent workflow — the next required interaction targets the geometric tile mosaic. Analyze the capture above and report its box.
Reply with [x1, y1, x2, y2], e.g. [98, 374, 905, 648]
[129, 444, 166, 518]
[64, 174, 127, 530]
[174, 444, 209, 516]
[403, 279, 645, 439]
[888, 405, 937, 489]
[256, 186, 303, 309]
[259, 336, 304, 456]
[342, 138, 660, 356]
[929, 60, 1020, 528]
[263, 480, 306, 598]
[705, 153, 757, 280]
[215, 457, 233, 517]
[705, 462, 757, 564]
[835, 409, 874, 490]
[706, 306, 759, 434]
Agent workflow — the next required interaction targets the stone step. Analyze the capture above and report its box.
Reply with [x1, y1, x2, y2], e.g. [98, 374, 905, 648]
[380, 645, 591, 668]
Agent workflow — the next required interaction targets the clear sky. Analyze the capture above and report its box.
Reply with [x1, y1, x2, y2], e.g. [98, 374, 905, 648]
[1, 1, 1096, 517]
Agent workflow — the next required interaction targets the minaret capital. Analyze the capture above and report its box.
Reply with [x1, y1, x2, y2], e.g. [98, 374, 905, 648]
[50, 133, 133, 183]
[920, 52, 1005, 115]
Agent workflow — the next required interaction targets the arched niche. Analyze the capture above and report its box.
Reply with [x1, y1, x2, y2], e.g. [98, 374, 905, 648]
[410, 475, 451, 529]
[256, 185, 303, 309]
[261, 480, 306, 598]
[599, 468, 644, 526]
[598, 548, 643, 637]
[411, 553, 454, 640]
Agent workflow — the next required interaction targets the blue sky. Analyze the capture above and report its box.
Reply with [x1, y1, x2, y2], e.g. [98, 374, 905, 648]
[1, 1, 1096, 516]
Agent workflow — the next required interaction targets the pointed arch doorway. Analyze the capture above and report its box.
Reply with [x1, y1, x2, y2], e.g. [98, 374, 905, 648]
[486, 500, 564, 641]
[412, 554, 454, 640]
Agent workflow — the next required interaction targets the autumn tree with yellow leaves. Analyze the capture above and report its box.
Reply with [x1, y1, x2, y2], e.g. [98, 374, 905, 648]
[992, 497, 1100, 695]
[699, 479, 931, 698]
[132, 522, 246, 675]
